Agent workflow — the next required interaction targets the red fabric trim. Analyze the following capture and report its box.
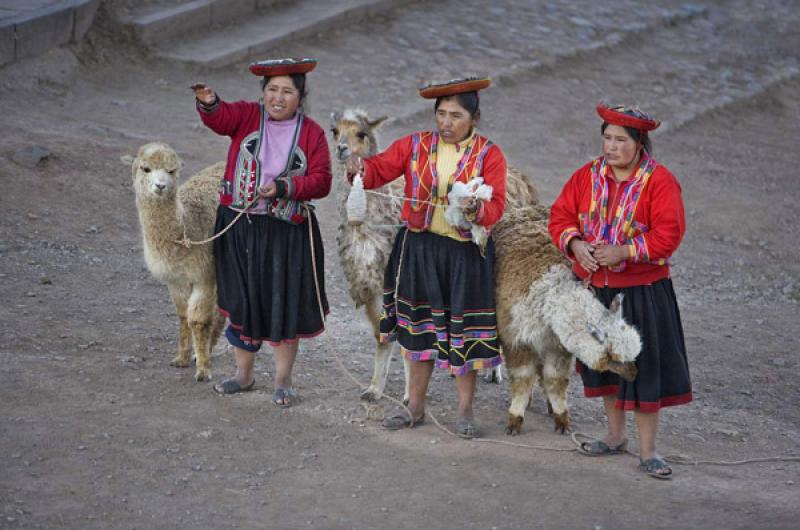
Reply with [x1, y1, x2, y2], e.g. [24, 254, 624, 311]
[615, 392, 693, 412]
[583, 384, 619, 398]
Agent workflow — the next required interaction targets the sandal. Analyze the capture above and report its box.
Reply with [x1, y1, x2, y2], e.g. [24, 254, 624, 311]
[455, 417, 480, 439]
[381, 408, 425, 430]
[577, 438, 628, 456]
[213, 378, 255, 395]
[271, 387, 297, 408]
[639, 456, 673, 480]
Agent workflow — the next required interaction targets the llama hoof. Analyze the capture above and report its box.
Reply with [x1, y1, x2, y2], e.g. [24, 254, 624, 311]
[194, 368, 211, 382]
[552, 411, 571, 434]
[170, 356, 191, 368]
[505, 414, 524, 435]
[360, 388, 380, 402]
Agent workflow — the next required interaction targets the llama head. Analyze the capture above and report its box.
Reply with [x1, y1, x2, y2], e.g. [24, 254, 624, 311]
[122, 142, 183, 201]
[329, 109, 387, 164]
[587, 293, 641, 382]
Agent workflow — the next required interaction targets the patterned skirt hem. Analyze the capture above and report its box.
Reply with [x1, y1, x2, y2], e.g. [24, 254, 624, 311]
[399, 347, 503, 375]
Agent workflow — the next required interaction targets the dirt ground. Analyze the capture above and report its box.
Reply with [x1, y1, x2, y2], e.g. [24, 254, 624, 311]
[1, 0, 799, 528]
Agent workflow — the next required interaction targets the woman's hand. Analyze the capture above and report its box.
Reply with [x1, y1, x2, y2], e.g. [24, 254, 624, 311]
[191, 82, 216, 105]
[569, 238, 598, 272]
[344, 155, 363, 183]
[593, 244, 629, 267]
[257, 182, 277, 198]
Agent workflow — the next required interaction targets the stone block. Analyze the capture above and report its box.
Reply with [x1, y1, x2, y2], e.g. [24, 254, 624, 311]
[13, 5, 73, 61]
[0, 22, 14, 67]
[211, 0, 258, 26]
[135, 0, 212, 47]
[72, 0, 100, 43]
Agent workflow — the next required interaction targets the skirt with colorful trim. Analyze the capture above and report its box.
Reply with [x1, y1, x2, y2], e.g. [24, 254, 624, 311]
[576, 278, 692, 413]
[380, 228, 502, 375]
[213, 205, 329, 349]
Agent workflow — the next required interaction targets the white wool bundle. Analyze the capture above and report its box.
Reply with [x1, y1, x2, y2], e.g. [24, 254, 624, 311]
[346, 174, 368, 225]
[445, 178, 493, 251]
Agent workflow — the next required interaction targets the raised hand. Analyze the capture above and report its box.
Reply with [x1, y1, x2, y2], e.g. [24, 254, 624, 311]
[191, 82, 216, 105]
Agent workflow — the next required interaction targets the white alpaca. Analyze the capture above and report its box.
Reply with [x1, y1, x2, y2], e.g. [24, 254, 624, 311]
[123, 142, 225, 381]
[493, 206, 641, 434]
[331, 109, 540, 401]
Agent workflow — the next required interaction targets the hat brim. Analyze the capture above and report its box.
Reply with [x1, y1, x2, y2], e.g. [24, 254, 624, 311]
[596, 104, 660, 131]
[419, 77, 491, 99]
[249, 58, 317, 77]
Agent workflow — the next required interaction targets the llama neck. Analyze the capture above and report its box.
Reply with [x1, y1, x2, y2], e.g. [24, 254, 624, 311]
[137, 195, 182, 244]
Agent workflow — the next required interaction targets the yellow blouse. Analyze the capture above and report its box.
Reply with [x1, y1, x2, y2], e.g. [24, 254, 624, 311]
[426, 131, 475, 241]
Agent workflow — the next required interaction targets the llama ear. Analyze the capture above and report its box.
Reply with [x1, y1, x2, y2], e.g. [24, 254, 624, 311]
[331, 111, 342, 123]
[366, 115, 388, 130]
[587, 323, 607, 344]
[609, 293, 624, 317]
[120, 154, 136, 166]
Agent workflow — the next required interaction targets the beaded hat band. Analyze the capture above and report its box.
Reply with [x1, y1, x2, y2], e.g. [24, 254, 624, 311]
[249, 58, 317, 77]
[596, 104, 660, 131]
[419, 76, 491, 99]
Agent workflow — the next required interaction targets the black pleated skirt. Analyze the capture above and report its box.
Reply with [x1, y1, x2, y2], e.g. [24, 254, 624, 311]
[380, 228, 502, 375]
[214, 205, 328, 348]
[576, 278, 692, 412]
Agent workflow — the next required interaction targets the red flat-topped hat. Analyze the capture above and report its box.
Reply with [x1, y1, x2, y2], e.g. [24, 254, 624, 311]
[249, 57, 317, 77]
[596, 104, 660, 131]
[419, 76, 491, 99]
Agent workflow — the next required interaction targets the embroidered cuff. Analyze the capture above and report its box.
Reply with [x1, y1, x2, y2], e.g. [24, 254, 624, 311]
[630, 235, 649, 263]
[629, 236, 669, 265]
[274, 177, 294, 199]
[558, 228, 582, 259]
[196, 95, 220, 113]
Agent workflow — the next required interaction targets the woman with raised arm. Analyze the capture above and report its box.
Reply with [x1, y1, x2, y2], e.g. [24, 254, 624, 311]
[193, 58, 331, 407]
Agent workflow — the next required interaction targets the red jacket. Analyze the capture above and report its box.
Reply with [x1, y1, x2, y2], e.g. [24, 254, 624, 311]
[197, 99, 331, 207]
[361, 131, 507, 230]
[548, 157, 685, 288]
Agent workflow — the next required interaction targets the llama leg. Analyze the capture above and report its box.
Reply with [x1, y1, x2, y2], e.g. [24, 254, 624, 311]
[167, 284, 192, 368]
[361, 298, 392, 402]
[187, 286, 215, 382]
[541, 353, 573, 434]
[505, 349, 536, 435]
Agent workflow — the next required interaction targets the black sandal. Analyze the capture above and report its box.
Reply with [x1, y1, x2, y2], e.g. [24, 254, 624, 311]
[577, 438, 628, 456]
[213, 378, 255, 395]
[639, 456, 673, 480]
[381, 408, 425, 430]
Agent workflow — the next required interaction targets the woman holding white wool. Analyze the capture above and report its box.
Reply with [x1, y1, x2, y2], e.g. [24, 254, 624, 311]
[345, 77, 507, 438]
[549, 104, 691, 479]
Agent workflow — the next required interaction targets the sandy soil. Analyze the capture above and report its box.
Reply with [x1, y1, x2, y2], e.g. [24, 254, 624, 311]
[1, 1, 799, 528]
